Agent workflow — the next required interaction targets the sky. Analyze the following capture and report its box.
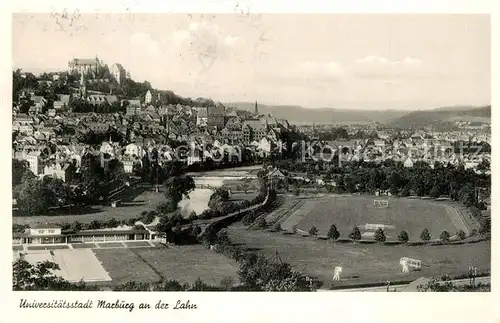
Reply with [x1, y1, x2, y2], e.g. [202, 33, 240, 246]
[12, 14, 490, 110]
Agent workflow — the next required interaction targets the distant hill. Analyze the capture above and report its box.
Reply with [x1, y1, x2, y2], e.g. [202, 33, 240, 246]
[389, 105, 491, 129]
[224, 102, 408, 125]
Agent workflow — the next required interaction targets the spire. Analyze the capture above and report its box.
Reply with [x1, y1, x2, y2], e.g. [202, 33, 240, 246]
[254, 100, 259, 115]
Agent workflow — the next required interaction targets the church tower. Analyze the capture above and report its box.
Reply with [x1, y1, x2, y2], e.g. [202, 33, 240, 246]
[254, 100, 259, 115]
[79, 73, 87, 98]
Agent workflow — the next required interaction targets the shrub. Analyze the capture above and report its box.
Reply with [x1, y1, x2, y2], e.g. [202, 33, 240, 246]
[220, 276, 234, 291]
[188, 211, 198, 221]
[420, 228, 431, 242]
[400, 187, 410, 197]
[257, 217, 267, 229]
[478, 217, 491, 235]
[291, 224, 298, 234]
[327, 224, 340, 241]
[242, 214, 254, 226]
[440, 230, 450, 243]
[374, 228, 386, 242]
[397, 230, 409, 243]
[191, 225, 202, 236]
[273, 222, 282, 232]
[456, 229, 466, 240]
[309, 226, 318, 237]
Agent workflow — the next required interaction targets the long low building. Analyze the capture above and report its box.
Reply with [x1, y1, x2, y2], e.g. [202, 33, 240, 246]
[13, 223, 159, 246]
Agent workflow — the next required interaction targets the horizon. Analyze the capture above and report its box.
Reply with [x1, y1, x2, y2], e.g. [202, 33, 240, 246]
[13, 14, 490, 110]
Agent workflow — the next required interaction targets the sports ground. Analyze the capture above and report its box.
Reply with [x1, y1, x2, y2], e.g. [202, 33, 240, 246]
[280, 195, 472, 240]
[227, 226, 490, 288]
[225, 193, 489, 287]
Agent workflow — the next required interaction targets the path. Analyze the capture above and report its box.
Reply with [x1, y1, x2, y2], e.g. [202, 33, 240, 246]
[319, 276, 490, 292]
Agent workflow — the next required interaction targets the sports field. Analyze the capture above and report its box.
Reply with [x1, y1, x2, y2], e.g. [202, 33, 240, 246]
[227, 227, 490, 287]
[13, 249, 112, 283]
[93, 245, 240, 286]
[280, 195, 469, 240]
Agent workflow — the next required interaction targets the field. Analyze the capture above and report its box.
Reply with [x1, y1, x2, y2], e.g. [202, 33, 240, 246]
[93, 248, 161, 284]
[93, 245, 240, 286]
[280, 195, 469, 240]
[12, 185, 166, 226]
[227, 226, 490, 288]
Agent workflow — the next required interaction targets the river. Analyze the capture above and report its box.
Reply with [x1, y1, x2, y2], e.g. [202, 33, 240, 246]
[179, 165, 262, 216]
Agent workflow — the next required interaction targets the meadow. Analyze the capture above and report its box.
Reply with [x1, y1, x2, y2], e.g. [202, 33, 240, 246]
[227, 226, 490, 288]
[93, 245, 240, 286]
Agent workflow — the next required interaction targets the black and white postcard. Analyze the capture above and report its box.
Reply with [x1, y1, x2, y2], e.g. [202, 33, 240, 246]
[2, 1, 496, 323]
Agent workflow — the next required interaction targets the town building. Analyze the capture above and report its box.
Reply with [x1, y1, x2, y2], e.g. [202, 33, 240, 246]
[145, 90, 152, 105]
[207, 106, 225, 129]
[26, 151, 44, 175]
[13, 223, 158, 246]
[110, 63, 126, 84]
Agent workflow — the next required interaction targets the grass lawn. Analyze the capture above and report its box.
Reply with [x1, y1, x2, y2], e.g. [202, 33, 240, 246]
[72, 243, 96, 249]
[93, 248, 162, 284]
[227, 226, 490, 288]
[94, 245, 240, 287]
[12, 186, 166, 226]
[125, 241, 151, 247]
[133, 245, 240, 286]
[292, 196, 466, 240]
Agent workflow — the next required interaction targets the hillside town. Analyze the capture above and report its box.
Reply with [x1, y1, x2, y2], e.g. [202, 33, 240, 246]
[13, 57, 298, 184]
[13, 57, 491, 187]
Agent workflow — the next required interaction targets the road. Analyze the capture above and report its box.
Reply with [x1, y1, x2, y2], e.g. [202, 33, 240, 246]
[318, 276, 490, 292]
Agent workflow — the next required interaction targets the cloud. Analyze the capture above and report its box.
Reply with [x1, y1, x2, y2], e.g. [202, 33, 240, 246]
[353, 55, 425, 81]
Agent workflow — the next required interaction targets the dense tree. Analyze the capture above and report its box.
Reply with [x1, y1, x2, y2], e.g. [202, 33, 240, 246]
[479, 217, 491, 236]
[456, 229, 466, 240]
[327, 224, 340, 241]
[349, 226, 362, 242]
[397, 230, 409, 243]
[164, 175, 195, 208]
[17, 177, 47, 215]
[12, 159, 34, 187]
[13, 259, 82, 291]
[374, 228, 386, 242]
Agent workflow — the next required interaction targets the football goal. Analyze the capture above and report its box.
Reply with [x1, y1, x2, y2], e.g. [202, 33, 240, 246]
[373, 199, 389, 208]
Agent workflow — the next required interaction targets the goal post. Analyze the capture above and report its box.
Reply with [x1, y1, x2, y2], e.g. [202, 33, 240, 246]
[373, 199, 389, 208]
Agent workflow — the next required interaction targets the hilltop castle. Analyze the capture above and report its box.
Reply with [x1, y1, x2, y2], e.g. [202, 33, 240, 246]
[68, 56, 103, 77]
